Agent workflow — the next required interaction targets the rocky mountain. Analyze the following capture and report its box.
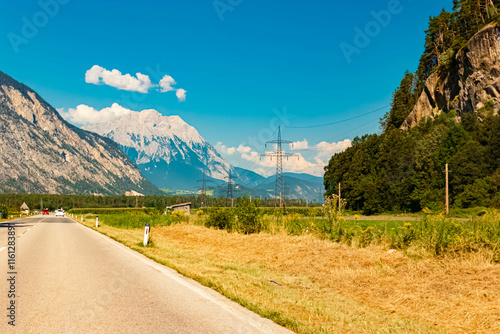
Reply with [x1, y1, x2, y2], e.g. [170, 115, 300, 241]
[324, 4, 500, 213]
[0, 70, 160, 195]
[83, 110, 235, 190]
[402, 23, 500, 129]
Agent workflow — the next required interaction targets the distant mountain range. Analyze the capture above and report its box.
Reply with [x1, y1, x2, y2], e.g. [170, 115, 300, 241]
[84, 113, 325, 201]
[0, 69, 325, 200]
[216, 167, 324, 201]
[0, 70, 160, 195]
[83, 109, 235, 190]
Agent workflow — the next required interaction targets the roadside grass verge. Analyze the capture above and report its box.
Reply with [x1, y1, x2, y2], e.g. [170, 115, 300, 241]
[83, 212, 188, 229]
[0, 212, 32, 223]
[68, 207, 161, 215]
[79, 215, 500, 334]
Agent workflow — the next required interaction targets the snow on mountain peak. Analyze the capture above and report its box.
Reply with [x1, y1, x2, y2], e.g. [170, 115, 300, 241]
[82, 105, 233, 182]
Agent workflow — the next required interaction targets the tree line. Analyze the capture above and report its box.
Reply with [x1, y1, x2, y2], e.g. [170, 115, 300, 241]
[324, 0, 500, 214]
[0, 193, 319, 212]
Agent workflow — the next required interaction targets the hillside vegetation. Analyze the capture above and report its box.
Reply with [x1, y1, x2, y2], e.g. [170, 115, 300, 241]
[325, 0, 500, 214]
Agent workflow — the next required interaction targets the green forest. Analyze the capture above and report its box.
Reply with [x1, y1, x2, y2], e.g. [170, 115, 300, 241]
[324, 0, 500, 214]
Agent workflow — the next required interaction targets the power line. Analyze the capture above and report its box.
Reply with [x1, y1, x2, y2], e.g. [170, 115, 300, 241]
[287, 105, 390, 129]
[225, 108, 388, 202]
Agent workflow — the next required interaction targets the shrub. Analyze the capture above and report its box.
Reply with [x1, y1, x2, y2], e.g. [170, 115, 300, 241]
[284, 213, 308, 235]
[171, 210, 189, 222]
[205, 200, 235, 230]
[235, 195, 262, 234]
[322, 195, 347, 241]
[0, 204, 8, 219]
[308, 207, 322, 218]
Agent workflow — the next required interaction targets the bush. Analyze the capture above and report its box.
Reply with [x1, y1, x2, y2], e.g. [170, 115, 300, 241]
[205, 200, 235, 230]
[236, 195, 262, 234]
[284, 213, 314, 235]
[171, 210, 189, 222]
[0, 204, 9, 219]
[322, 195, 347, 241]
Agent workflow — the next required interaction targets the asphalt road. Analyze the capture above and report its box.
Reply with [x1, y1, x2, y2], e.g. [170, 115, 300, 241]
[0, 216, 42, 251]
[0, 215, 293, 333]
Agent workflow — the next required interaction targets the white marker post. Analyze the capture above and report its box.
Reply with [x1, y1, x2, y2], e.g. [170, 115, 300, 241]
[143, 223, 150, 246]
[96, 216, 99, 228]
[81, 215, 83, 222]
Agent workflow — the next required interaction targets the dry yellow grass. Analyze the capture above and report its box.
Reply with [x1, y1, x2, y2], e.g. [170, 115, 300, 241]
[81, 218, 500, 334]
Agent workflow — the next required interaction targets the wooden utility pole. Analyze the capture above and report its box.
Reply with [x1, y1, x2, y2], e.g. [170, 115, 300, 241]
[338, 183, 341, 213]
[445, 164, 449, 215]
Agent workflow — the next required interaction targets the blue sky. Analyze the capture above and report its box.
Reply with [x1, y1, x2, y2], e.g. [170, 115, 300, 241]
[0, 0, 451, 176]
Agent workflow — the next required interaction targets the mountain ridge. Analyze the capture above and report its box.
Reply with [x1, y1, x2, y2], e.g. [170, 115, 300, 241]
[0, 70, 160, 195]
[83, 109, 235, 190]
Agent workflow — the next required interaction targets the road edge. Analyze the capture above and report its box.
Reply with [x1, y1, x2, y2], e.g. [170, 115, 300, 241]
[72, 218, 294, 334]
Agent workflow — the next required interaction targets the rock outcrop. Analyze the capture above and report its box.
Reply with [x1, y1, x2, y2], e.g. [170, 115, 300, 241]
[401, 23, 500, 129]
[0, 70, 160, 195]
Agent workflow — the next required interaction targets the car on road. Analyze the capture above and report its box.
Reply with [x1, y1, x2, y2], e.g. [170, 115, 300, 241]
[55, 209, 64, 217]
[42, 209, 49, 215]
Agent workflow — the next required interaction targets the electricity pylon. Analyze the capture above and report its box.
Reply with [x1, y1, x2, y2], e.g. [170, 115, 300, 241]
[225, 173, 238, 207]
[261, 126, 298, 208]
[195, 172, 213, 207]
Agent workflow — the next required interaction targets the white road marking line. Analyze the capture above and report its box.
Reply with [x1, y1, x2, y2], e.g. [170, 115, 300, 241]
[74, 220, 279, 334]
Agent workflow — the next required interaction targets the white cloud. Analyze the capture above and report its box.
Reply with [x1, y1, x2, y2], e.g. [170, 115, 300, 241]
[241, 151, 259, 161]
[216, 143, 253, 159]
[228, 138, 352, 177]
[158, 75, 177, 92]
[236, 144, 252, 153]
[176, 89, 187, 102]
[314, 139, 352, 160]
[85, 65, 154, 93]
[242, 150, 322, 175]
[84, 66, 187, 101]
[215, 142, 236, 155]
[290, 139, 309, 150]
[59, 103, 133, 126]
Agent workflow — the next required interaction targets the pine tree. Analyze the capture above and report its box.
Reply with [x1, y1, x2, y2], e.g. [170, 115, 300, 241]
[381, 71, 417, 130]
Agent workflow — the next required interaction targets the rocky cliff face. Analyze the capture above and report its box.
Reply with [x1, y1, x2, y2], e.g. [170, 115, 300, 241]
[0, 70, 159, 195]
[401, 23, 500, 129]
